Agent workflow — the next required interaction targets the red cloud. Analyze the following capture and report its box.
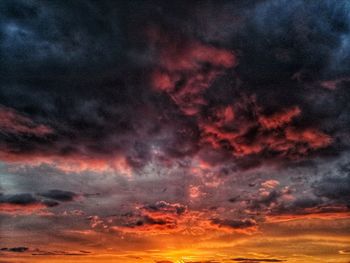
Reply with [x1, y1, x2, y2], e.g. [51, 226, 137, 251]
[150, 28, 236, 116]
[284, 127, 332, 150]
[0, 105, 52, 136]
[0, 106, 136, 175]
[148, 28, 332, 162]
[258, 106, 301, 129]
[0, 150, 133, 175]
[0, 203, 48, 215]
[199, 99, 332, 159]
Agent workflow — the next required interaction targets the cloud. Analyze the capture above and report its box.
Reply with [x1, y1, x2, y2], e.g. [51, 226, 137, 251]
[31, 249, 91, 256]
[0, 247, 29, 253]
[0, 193, 56, 215]
[0, 190, 80, 215]
[0, 245, 91, 256]
[110, 201, 188, 234]
[210, 218, 257, 230]
[232, 258, 285, 262]
[199, 98, 332, 161]
[0, 0, 348, 175]
[0, 0, 350, 258]
[312, 172, 350, 206]
[258, 106, 301, 130]
[142, 201, 187, 215]
[150, 26, 236, 116]
[0, 105, 52, 136]
[261, 180, 280, 189]
[0, 193, 39, 205]
[37, 189, 78, 202]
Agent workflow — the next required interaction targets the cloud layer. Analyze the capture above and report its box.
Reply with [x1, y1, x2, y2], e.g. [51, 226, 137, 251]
[0, 1, 350, 262]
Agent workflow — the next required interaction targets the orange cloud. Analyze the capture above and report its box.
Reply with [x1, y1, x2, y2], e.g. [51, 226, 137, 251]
[261, 180, 280, 189]
[0, 203, 49, 215]
[0, 151, 132, 175]
[266, 212, 350, 223]
[110, 200, 259, 236]
[266, 206, 350, 223]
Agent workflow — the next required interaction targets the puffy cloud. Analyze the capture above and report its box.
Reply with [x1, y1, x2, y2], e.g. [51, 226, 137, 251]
[261, 180, 280, 189]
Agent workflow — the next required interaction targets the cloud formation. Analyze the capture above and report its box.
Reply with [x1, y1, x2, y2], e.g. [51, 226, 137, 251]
[0, 1, 350, 262]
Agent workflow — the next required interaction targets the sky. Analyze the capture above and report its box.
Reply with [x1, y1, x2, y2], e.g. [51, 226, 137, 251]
[0, 0, 350, 262]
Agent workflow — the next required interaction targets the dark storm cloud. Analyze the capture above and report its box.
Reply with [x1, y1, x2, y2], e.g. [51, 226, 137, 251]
[267, 197, 326, 216]
[0, 247, 28, 253]
[129, 215, 168, 227]
[250, 190, 283, 209]
[312, 163, 350, 206]
[37, 189, 78, 202]
[142, 201, 187, 215]
[0, 246, 91, 256]
[0, 193, 39, 205]
[0, 190, 80, 213]
[210, 218, 256, 229]
[0, 0, 349, 171]
[0, 192, 58, 209]
[0, 1, 350, 173]
[31, 249, 91, 256]
[0, 0, 186, 168]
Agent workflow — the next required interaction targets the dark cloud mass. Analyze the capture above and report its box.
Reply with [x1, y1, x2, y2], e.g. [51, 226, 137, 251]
[0, 0, 349, 168]
[210, 218, 257, 229]
[0, 190, 79, 215]
[0, 193, 39, 205]
[142, 201, 187, 215]
[312, 166, 350, 206]
[37, 189, 78, 202]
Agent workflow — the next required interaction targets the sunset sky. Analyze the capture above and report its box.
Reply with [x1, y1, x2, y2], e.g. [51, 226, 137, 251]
[0, 1, 350, 262]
